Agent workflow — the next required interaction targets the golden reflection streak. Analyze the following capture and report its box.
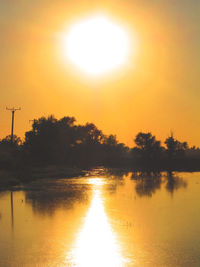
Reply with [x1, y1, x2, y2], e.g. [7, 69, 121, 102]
[68, 178, 127, 267]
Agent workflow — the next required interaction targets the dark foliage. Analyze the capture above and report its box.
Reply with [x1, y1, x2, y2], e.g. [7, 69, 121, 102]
[1, 115, 200, 177]
[23, 115, 128, 167]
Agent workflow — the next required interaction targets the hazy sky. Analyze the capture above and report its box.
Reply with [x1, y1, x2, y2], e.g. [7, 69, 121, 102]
[1, 0, 200, 147]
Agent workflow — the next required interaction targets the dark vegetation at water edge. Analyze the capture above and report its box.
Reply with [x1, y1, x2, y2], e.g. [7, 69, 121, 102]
[0, 115, 200, 186]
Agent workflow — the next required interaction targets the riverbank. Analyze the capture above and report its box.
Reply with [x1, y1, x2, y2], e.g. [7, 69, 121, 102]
[0, 165, 85, 190]
[1, 163, 200, 191]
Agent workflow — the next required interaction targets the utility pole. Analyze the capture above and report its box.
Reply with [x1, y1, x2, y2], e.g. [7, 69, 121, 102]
[6, 107, 21, 143]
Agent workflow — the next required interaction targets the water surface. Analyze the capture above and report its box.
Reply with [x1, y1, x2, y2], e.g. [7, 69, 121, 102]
[0, 169, 200, 266]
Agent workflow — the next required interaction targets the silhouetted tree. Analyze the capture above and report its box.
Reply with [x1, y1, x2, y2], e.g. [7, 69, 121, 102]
[0, 135, 22, 147]
[1, 114, 200, 172]
[0, 135, 22, 169]
[24, 115, 78, 164]
[24, 116, 126, 166]
[164, 135, 188, 160]
[102, 135, 129, 165]
[103, 134, 118, 146]
[133, 132, 162, 162]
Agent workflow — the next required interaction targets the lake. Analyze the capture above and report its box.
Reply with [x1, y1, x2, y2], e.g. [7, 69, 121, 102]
[0, 169, 200, 267]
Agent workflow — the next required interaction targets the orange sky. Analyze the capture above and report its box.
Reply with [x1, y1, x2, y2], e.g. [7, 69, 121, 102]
[1, 0, 200, 147]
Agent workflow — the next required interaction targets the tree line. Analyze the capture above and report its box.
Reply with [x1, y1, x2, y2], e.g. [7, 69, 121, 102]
[0, 115, 200, 171]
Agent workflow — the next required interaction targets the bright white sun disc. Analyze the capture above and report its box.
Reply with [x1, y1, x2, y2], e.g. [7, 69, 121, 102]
[65, 16, 130, 75]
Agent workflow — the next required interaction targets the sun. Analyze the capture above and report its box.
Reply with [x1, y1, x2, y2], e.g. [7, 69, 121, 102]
[64, 15, 130, 75]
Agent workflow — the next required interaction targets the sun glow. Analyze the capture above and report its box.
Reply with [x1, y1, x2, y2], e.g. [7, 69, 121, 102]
[64, 15, 130, 75]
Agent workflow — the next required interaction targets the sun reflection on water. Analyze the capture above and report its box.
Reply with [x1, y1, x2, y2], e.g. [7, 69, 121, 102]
[68, 178, 126, 267]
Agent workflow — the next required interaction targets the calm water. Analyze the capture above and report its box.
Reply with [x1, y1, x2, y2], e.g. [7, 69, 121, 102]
[1, 169, 200, 267]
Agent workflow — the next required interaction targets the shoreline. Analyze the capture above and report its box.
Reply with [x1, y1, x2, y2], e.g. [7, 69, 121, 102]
[0, 165, 85, 190]
[1, 165, 200, 191]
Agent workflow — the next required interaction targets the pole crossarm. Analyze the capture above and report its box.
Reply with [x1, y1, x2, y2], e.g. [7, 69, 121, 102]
[6, 107, 21, 112]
